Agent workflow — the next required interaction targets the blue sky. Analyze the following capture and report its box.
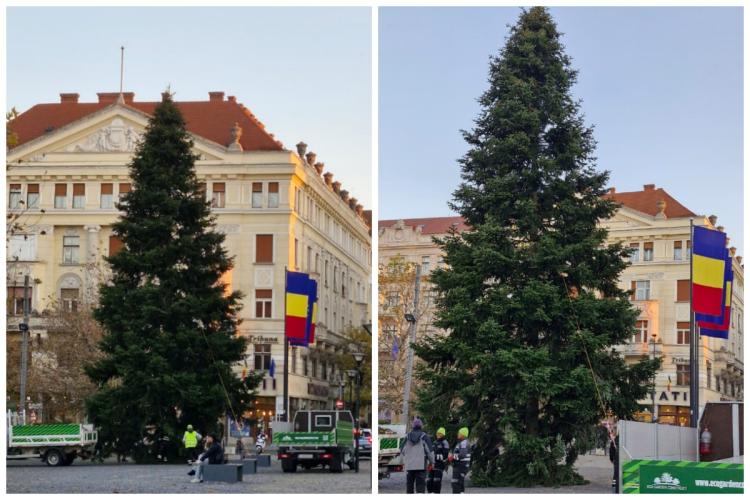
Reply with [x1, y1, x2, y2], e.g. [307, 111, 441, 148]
[380, 7, 743, 255]
[6, 7, 372, 207]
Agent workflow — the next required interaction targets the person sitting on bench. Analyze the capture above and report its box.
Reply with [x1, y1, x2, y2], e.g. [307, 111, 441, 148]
[189, 433, 224, 483]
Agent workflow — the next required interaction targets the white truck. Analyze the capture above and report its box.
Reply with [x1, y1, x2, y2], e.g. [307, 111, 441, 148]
[7, 413, 98, 466]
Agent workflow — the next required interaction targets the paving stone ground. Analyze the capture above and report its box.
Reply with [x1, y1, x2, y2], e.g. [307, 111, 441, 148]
[378, 453, 614, 494]
[6, 454, 372, 494]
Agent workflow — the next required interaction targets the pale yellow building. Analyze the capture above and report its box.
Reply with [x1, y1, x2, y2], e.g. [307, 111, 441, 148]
[378, 184, 743, 426]
[6, 91, 372, 427]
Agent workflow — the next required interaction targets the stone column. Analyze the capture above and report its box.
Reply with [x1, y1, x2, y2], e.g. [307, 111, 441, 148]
[83, 225, 101, 302]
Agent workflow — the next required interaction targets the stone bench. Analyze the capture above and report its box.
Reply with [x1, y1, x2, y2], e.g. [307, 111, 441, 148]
[203, 463, 243, 483]
[228, 458, 258, 475]
[255, 454, 272, 467]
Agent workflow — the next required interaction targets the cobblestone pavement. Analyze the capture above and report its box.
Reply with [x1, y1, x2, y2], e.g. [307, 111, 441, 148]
[7, 455, 372, 494]
[378, 453, 613, 494]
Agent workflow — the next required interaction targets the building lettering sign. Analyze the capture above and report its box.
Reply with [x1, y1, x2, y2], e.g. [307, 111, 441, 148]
[247, 335, 279, 344]
[308, 383, 329, 398]
[672, 357, 690, 365]
[658, 390, 689, 402]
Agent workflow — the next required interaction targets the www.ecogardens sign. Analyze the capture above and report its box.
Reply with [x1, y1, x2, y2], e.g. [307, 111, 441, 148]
[623, 459, 743, 494]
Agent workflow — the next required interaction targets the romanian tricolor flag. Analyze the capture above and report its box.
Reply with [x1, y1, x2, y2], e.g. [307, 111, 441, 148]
[307, 278, 318, 345]
[286, 271, 311, 346]
[691, 226, 727, 316]
[695, 249, 730, 326]
[698, 255, 733, 339]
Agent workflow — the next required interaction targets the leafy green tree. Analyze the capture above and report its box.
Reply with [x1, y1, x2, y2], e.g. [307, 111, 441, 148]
[414, 7, 659, 487]
[85, 92, 261, 462]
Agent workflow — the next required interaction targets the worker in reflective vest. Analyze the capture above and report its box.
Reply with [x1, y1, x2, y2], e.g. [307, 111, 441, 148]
[427, 427, 450, 493]
[183, 425, 203, 461]
[450, 427, 471, 494]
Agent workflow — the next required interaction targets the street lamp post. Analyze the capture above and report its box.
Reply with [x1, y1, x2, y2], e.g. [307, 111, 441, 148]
[349, 350, 365, 474]
[651, 333, 658, 422]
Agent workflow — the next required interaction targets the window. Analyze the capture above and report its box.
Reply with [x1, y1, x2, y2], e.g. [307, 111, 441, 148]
[26, 184, 39, 209]
[324, 261, 329, 287]
[676, 321, 690, 345]
[252, 182, 263, 208]
[100, 183, 113, 209]
[629, 243, 640, 263]
[632, 320, 648, 343]
[118, 183, 131, 205]
[268, 182, 279, 208]
[72, 183, 86, 208]
[716, 375, 722, 393]
[255, 289, 272, 318]
[62, 235, 80, 264]
[341, 271, 346, 297]
[254, 344, 272, 370]
[8, 234, 36, 261]
[643, 242, 654, 262]
[686, 240, 691, 259]
[7, 286, 31, 315]
[61, 288, 80, 312]
[321, 360, 328, 381]
[294, 238, 299, 270]
[676, 280, 690, 302]
[315, 415, 332, 428]
[109, 235, 124, 257]
[311, 358, 318, 379]
[54, 184, 67, 208]
[291, 348, 297, 374]
[676, 364, 690, 386]
[706, 361, 712, 389]
[211, 182, 225, 208]
[673, 241, 683, 261]
[307, 246, 313, 272]
[302, 355, 308, 376]
[386, 291, 399, 308]
[9, 184, 22, 209]
[333, 267, 338, 291]
[421, 256, 431, 275]
[632, 280, 650, 301]
[255, 235, 273, 263]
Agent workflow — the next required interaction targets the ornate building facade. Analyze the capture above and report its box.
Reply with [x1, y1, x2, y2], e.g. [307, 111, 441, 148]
[7, 91, 372, 427]
[378, 185, 743, 426]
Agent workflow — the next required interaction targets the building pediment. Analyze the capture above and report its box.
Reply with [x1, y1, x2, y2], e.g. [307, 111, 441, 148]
[603, 207, 662, 229]
[7, 104, 229, 164]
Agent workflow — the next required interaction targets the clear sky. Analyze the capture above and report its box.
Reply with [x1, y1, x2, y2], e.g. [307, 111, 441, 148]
[380, 7, 743, 255]
[6, 6, 372, 207]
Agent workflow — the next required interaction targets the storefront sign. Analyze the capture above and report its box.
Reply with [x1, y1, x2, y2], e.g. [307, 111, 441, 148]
[307, 383, 329, 398]
[658, 390, 688, 402]
[672, 357, 690, 365]
[247, 335, 279, 344]
[637, 462, 743, 494]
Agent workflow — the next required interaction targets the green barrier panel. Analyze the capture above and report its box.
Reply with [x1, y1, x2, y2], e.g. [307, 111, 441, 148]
[623, 460, 743, 494]
[12, 424, 80, 436]
[275, 431, 333, 445]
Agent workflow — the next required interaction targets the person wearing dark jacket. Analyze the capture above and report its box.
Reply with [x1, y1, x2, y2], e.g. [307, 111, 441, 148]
[427, 427, 450, 493]
[189, 434, 224, 483]
[400, 418, 434, 493]
[450, 427, 471, 494]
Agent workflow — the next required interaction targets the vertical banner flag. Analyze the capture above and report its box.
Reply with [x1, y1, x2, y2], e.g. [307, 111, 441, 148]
[695, 249, 730, 325]
[269, 358, 276, 379]
[306, 278, 318, 345]
[286, 270, 310, 347]
[698, 254, 733, 339]
[691, 226, 727, 316]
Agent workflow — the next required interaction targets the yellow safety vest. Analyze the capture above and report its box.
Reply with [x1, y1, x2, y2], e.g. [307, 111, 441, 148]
[184, 430, 198, 448]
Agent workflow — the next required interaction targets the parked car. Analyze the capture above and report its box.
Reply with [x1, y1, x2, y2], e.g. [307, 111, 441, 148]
[357, 428, 372, 457]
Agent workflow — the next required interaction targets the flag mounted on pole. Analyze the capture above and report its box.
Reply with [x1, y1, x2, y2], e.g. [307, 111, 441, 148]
[286, 270, 311, 347]
[698, 253, 733, 339]
[306, 278, 318, 345]
[269, 358, 276, 379]
[691, 226, 727, 316]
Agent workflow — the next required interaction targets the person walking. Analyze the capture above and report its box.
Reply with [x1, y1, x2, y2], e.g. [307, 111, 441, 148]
[188, 433, 224, 483]
[400, 417, 434, 493]
[450, 427, 471, 494]
[427, 427, 450, 493]
[182, 425, 202, 462]
[235, 437, 245, 459]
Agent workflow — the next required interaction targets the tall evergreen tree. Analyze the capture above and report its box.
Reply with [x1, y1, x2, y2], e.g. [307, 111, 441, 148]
[85, 93, 261, 461]
[414, 8, 659, 487]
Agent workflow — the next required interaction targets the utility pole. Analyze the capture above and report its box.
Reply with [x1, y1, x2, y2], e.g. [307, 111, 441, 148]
[401, 264, 421, 426]
[689, 219, 699, 428]
[19, 274, 30, 424]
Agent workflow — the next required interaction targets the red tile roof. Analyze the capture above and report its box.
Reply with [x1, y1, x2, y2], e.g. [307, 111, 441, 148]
[379, 216, 470, 235]
[380, 186, 695, 233]
[8, 92, 284, 152]
[604, 185, 696, 218]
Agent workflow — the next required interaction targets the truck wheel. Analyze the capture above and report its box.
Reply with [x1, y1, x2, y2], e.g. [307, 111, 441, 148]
[281, 458, 297, 473]
[329, 451, 343, 473]
[45, 449, 64, 467]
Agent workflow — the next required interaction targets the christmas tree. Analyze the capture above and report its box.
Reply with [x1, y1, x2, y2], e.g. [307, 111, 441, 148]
[414, 8, 659, 486]
[85, 92, 261, 462]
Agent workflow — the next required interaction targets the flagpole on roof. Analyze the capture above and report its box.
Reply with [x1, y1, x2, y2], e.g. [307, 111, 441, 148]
[117, 46, 125, 105]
